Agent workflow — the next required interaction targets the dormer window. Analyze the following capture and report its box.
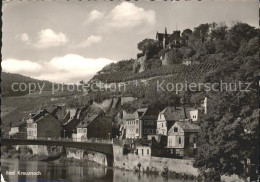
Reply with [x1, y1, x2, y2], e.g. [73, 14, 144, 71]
[174, 127, 178, 132]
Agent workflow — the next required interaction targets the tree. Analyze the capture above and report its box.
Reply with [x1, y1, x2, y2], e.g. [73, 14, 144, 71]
[211, 24, 228, 40]
[194, 38, 258, 180]
[137, 39, 162, 58]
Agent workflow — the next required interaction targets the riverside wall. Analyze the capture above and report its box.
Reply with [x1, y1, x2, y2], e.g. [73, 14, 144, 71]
[112, 139, 199, 176]
[66, 148, 108, 166]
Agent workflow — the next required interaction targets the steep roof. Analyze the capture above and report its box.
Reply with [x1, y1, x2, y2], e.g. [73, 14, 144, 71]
[77, 115, 99, 128]
[140, 108, 160, 120]
[135, 139, 152, 147]
[68, 108, 77, 118]
[122, 111, 136, 120]
[13, 120, 26, 127]
[135, 108, 148, 119]
[175, 121, 200, 133]
[29, 109, 49, 122]
[160, 107, 190, 121]
[34, 113, 59, 123]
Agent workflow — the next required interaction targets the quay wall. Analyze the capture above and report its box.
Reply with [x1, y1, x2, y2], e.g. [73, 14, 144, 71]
[112, 139, 199, 176]
[66, 148, 108, 166]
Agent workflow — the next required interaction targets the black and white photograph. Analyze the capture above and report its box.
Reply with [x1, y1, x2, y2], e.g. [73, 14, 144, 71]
[1, 0, 259, 181]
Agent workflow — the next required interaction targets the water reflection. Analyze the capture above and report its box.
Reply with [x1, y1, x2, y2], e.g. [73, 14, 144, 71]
[1, 159, 191, 182]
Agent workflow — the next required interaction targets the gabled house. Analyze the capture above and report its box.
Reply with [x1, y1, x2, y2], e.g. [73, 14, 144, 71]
[167, 121, 200, 157]
[62, 106, 87, 138]
[9, 120, 27, 138]
[122, 108, 148, 139]
[134, 108, 148, 138]
[77, 114, 113, 139]
[26, 109, 60, 139]
[122, 111, 136, 139]
[76, 115, 99, 141]
[156, 107, 190, 136]
[140, 108, 160, 139]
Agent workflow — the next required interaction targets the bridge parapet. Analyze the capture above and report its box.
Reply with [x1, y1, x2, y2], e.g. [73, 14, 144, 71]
[7, 137, 113, 144]
[2, 138, 114, 156]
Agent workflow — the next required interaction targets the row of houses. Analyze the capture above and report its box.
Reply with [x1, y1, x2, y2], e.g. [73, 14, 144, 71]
[9, 108, 61, 139]
[121, 97, 212, 158]
[9, 105, 113, 140]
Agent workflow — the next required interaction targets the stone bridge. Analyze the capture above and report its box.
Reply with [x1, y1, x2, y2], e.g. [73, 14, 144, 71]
[1, 138, 114, 166]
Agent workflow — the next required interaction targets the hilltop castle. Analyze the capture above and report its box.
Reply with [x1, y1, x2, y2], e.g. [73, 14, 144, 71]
[156, 28, 182, 49]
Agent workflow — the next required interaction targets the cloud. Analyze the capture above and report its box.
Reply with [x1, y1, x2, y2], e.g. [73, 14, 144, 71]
[2, 54, 115, 83]
[74, 35, 102, 48]
[83, 2, 156, 31]
[85, 10, 104, 23]
[16, 33, 30, 43]
[106, 2, 156, 29]
[16, 29, 68, 49]
[2, 59, 42, 73]
[34, 29, 68, 48]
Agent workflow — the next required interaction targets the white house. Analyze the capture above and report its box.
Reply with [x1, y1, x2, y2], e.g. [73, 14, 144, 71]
[189, 109, 200, 122]
[167, 121, 200, 157]
[76, 115, 99, 141]
[156, 107, 190, 136]
[123, 108, 148, 139]
[123, 111, 136, 139]
[135, 142, 152, 157]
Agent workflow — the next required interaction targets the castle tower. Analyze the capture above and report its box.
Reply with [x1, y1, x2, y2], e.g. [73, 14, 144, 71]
[163, 27, 168, 48]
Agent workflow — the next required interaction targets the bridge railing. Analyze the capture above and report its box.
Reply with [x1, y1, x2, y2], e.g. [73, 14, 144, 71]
[7, 136, 113, 144]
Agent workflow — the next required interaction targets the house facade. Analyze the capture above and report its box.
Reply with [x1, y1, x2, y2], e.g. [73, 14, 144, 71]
[136, 145, 151, 157]
[167, 121, 199, 157]
[76, 117, 90, 141]
[85, 115, 113, 139]
[134, 108, 148, 138]
[140, 108, 160, 139]
[62, 106, 87, 138]
[123, 111, 136, 139]
[189, 109, 200, 123]
[9, 120, 27, 138]
[122, 108, 148, 139]
[156, 107, 190, 136]
[27, 110, 60, 139]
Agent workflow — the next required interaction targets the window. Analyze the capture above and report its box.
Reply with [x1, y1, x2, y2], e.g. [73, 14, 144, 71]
[136, 120, 138, 125]
[147, 149, 149, 155]
[136, 128, 139, 134]
[142, 149, 144, 156]
[162, 123, 164, 127]
[174, 127, 178, 132]
[28, 131, 33, 136]
[168, 138, 172, 146]
[179, 137, 181, 144]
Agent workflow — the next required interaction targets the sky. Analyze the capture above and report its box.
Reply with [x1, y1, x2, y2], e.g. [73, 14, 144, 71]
[2, 0, 259, 83]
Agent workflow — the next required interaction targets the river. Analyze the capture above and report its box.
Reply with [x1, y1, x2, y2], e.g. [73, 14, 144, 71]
[1, 158, 192, 182]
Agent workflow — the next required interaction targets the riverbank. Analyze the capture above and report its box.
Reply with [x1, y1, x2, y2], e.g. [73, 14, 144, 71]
[1, 145, 242, 182]
[1, 145, 200, 181]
